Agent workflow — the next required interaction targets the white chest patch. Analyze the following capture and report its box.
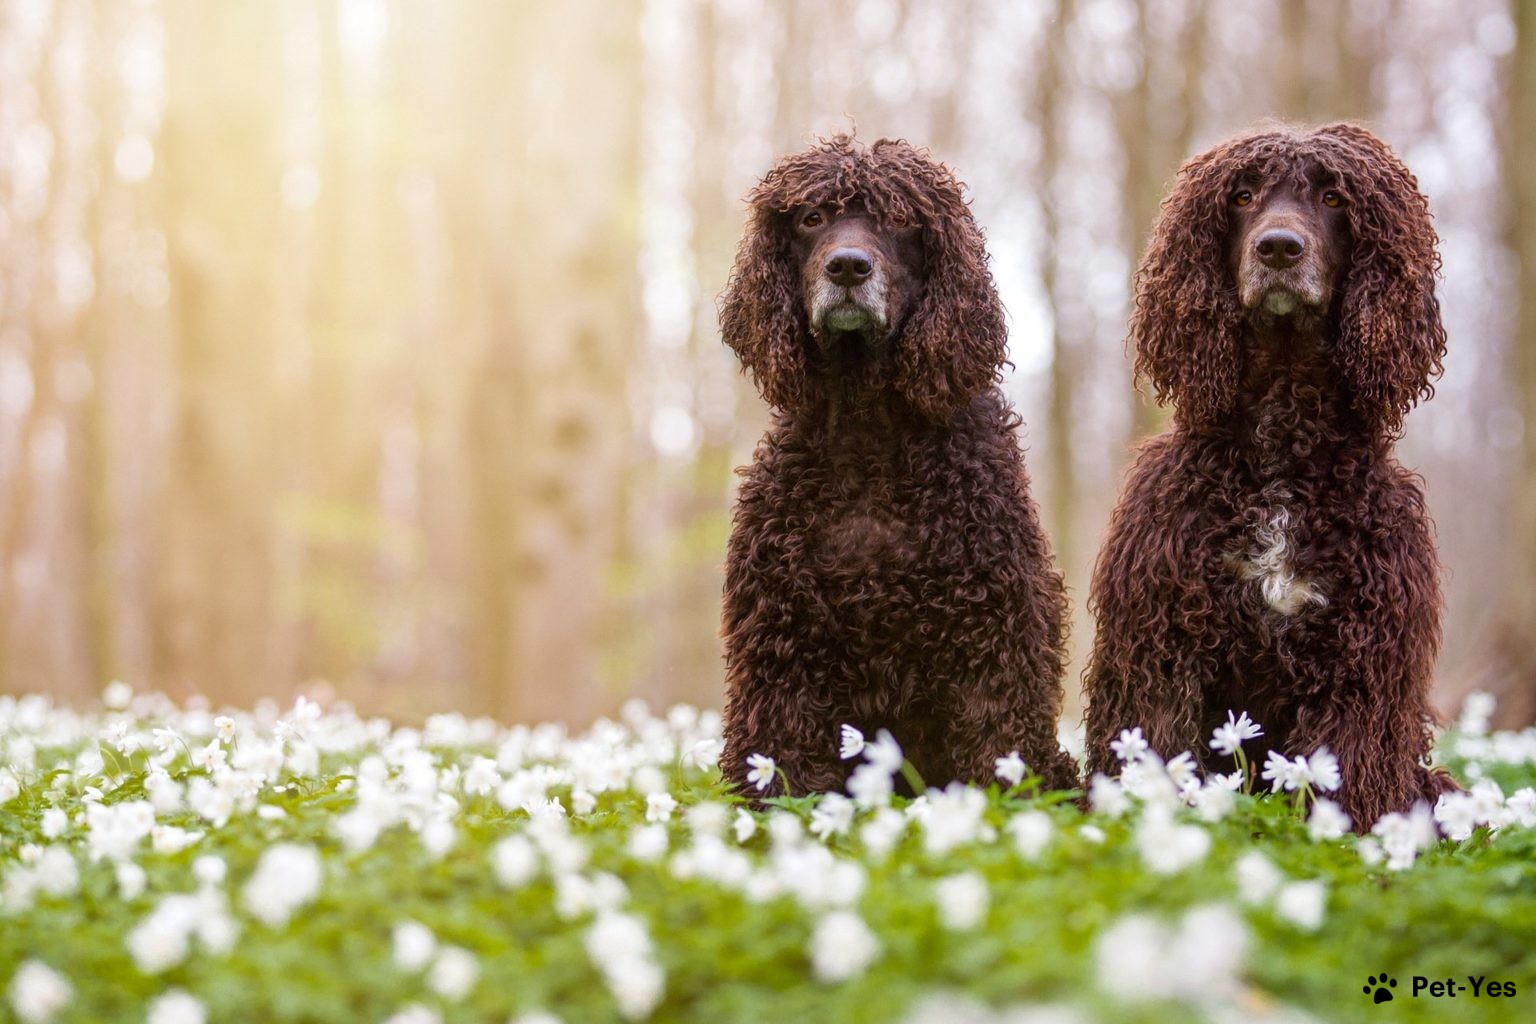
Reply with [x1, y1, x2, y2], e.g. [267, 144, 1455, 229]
[1224, 507, 1328, 616]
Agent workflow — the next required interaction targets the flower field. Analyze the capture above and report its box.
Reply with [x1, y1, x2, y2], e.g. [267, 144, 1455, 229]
[2, 686, 1535, 1024]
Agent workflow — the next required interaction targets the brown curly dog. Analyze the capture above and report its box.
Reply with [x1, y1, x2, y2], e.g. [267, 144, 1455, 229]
[717, 135, 1076, 797]
[1084, 122, 1460, 829]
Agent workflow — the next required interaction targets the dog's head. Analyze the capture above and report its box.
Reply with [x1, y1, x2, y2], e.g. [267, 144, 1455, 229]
[719, 135, 1006, 423]
[1131, 122, 1445, 435]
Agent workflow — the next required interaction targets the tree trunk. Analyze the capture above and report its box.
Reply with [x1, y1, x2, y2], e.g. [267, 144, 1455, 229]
[152, 1, 283, 702]
[1473, 1, 1536, 726]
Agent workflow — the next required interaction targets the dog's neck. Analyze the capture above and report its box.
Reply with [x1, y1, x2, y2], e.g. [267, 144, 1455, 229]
[1229, 315, 1368, 477]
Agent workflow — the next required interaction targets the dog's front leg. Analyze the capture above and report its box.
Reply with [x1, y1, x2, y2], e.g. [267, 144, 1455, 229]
[1282, 514, 1456, 831]
[720, 669, 850, 802]
[949, 682, 1079, 793]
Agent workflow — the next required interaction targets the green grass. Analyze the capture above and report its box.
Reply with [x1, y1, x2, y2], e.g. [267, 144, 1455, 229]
[1, 692, 1533, 1024]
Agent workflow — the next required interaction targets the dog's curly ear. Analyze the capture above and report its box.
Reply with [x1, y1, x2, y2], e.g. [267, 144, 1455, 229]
[1130, 143, 1247, 425]
[893, 169, 1006, 423]
[1317, 123, 1446, 437]
[718, 204, 815, 413]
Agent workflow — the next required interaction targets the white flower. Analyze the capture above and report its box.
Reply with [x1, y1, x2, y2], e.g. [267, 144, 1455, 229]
[146, 989, 205, 1024]
[1306, 747, 1342, 792]
[1008, 810, 1053, 860]
[151, 728, 180, 757]
[732, 809, 757, 844]
[626, 824, 667, 864]
[151, 826, 201, 856]
[766, 813, 803, 847]
[1506, 787, 1536, 828]
[603, 957, 664, 1021]
[40, 808, 67, 840]
[919, 783, 986, 855]
[115, 862, 147, 900]
[1079, 824, 1106, 844]
[1110, 727, 1149, 763]
[429, 946, 479, 1001]
[189, 740, 226, 771]
[585, 914, 664, 1020]
[462, 756, 501, 796]
[1307, 798, 1352, 841]
[393, 921, 438, 971]
[1274, 880, 1327, 931]
[8, 960, 71, 1023]
[492, 835, 540, 887]
[1208, 770, 1245, 791]
[839, 724, 865, 760]
[1469, 780, 1507, 828]
[994, 752, 1027, 787]
[1119, 757, 1179, 807]
[1094, 915, 1164, 1002]
[1261, 750, 1312, 793]
[809, 910, 879, 982]
[683, 738, 721, 770]
[133, 890, 233, 966]
[1357, 836, 1385, 867]
[684, 802, 728, 839]
[1458, 691, 1495, 736]
[745, 754, 776, 792]
[1189, 779, 1235, 823]
[509, 1014, 563, 1024]
[1096, 906, 1247, 1003]
[1434, 791, 1480, 841]
[243, 844, 322, 927]
[859, 807, 906, 860]
[1209, 710, 1263, 757]
[85, 800, 156, 862]
[934, 872, 989, 930]
[847, 763, 894, 808]
[1088, 774, 1130, 818]
[34, 848, 77, 897]
[1234, 851, 1282, 904]
[1136, 806, 1209, 875]
[863, 730, 904, 775]
[192, 855, 226, 888]
[586, 911, 651, 963]
[645, 792, 676, 823]
[382, 1005, 441, 1024]
[1371, 802, 1437, 871]
[809, 794, 854, 840]
[1164, 752, 1199, 793]
[102, 680, 134, 709]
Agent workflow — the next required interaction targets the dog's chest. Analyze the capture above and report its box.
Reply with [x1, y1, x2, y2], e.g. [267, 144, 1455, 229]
[1222, 504, 1328, 617]
[813, 494, 918, 573]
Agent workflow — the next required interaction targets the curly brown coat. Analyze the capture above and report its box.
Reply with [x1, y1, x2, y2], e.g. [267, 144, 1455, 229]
[718, 136, 1077, 797]
[1084, 122, 1460, 828]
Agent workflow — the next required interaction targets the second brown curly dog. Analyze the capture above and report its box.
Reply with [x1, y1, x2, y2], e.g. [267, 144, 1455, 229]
[1084, 122, 1460, 829]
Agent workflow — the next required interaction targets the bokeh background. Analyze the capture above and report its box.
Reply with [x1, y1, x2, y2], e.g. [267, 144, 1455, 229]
[1, 0, 1533, 728]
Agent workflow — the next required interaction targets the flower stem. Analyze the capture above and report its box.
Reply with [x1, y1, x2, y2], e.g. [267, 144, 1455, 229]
[899, 759, 927, 796]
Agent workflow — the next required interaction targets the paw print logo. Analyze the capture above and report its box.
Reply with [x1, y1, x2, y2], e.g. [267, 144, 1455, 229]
[1363, 974, 1397, 1004]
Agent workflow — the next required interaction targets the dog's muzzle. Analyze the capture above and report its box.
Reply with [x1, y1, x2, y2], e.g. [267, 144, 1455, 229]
[1240, 227, 1327, 313]
[811, 283, 889, 343]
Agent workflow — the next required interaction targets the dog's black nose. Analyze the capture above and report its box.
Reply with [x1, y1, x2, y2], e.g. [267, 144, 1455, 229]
[1254, 229, 1305, 269]
[824, 248, 873, 286]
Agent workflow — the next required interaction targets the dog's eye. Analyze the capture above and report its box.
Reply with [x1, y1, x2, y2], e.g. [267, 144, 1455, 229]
[800, 210, 824, 228]
[1232, 190, 1253, 208]
[1322, 190, 1344, 208]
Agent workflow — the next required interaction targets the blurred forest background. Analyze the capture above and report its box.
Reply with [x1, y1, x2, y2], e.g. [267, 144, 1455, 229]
[1, 0, 1533, 728]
